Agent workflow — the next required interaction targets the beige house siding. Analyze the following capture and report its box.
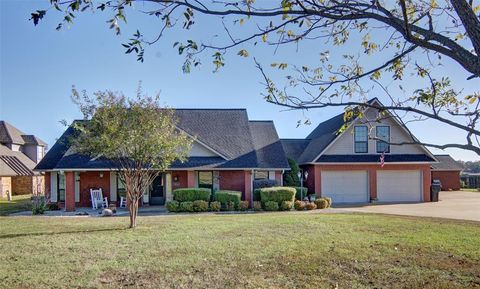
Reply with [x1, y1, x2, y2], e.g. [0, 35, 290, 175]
[0, 177, 12, 198]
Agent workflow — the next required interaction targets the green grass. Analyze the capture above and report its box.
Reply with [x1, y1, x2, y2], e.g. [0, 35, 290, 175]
[460, 188, 480, 192]
[0, 194, 32, 215]
[0, 213, 479, 289]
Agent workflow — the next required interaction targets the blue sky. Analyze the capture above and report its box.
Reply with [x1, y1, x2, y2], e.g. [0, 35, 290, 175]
[0, 0, 478, 161]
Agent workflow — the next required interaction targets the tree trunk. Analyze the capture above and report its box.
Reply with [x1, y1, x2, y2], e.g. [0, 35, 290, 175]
[128, 196, 139, 228]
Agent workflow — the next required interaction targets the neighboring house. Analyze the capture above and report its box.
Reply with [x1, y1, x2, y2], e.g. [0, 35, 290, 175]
[34, 109, 289, 211]
[431, 155, 463, 190]
[281, 98, 437, 204]
[461, 172, 480, 189]
[0, 121, 47, 198]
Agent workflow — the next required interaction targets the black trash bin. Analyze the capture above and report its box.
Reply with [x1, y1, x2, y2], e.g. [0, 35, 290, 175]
[430, 180, 442, 202]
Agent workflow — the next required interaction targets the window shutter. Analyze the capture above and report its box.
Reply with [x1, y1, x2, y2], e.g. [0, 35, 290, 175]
[110, 172, 117, 202]
[50, 172, 57, 202]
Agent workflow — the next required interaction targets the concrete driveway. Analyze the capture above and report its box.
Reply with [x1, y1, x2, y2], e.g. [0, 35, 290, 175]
[340, 191, 480, 222]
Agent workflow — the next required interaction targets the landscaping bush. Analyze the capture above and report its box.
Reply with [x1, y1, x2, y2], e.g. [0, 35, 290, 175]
[225, 201, 236, 211]
[291, 187, 308, 200]
[323, 197, 332, 208]
[306, 202, 317, 210]
[238, 201, 249, 211]
[314, 198, 328, 209]
[259, 187, 296, 206]
[264, 201, 279, 211]
[46, 202, 60, 211]
[215, 190, 241, 207]
[32, 196, 46, 215]
[253, 201, 262, 211]
[173, 188, 211, 202]
[192, 200, 209, 212]
[280, 201, 293, 211]
[252, 179, 277, 190]
[179, 201, 194, 212]
[209, 201, 221, 212]
[166, 201, 180, 212]
[294, 200, 305, 211]
[253, 189, 262, 202]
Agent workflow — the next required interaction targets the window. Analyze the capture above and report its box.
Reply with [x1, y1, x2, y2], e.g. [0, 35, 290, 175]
[354, 126, 368, 153]
[57, 173, 65, 201]
[254, 171, 270, 180]
[117, 175, 126, 198]
[376, 126, 390, 153]
[198, 171, 213, 192]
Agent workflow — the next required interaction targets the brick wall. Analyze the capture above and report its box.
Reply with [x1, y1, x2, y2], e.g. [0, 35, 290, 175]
[219, 171, 246, 199]
[171, 171, 188, 190]
[11, 176, 33, 195]
[0, 177, 12, 198]
[45, 172, 51, 198]
[79, 171, 111, 207]
[432, 171, 461, 190]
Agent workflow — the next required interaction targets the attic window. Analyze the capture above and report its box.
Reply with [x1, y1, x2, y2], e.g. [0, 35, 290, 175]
[354, 126, 368, 153]
[376, 126, 390, 153]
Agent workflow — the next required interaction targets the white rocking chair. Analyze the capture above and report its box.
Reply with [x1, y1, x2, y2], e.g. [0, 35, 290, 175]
[90, 188, 108, 209]
[119, 196, 127, 208]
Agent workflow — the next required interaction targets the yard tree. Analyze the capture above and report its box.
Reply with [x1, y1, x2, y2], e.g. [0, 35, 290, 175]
[32, 1, 480, 155]
[283, 158, 301, 187]
[69, 88, 192, 228]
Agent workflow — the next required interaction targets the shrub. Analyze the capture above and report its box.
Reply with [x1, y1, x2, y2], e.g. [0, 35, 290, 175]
[215, 190, 241, 207]
[179, 201, 194, 212]
[253, 189, 262, 202]
[173, 188, 211, 202]
[294, 200, 305, 211]
[323, 197, 332, 208]
[283, 158, 300, 186]
[166, 201, 180, 212]
[306, 202, 317, 210]
[225, 201, 236, 211]
[46, 202, 60, 211]
[238, 201, 249, 211]
[209, 201, 221, 212]
[253, 201, 262, 211]
[259, 187, 296, 206]
[192, 200, 209, 212]
[264, 201, 279, 211]
[290, 187, 308, 200]
[32, 196, 46, 215]
[314, 198, 328, 209]
[280, 201, 293, 211]
[253, 179, 277, 191]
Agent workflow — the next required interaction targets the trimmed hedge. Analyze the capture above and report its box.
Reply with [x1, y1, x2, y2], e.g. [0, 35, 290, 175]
[294, 200, 305, 211]
[323, 197, 332, 208]
[173, 188, 211, 202]
[238, 201, 249, 211]
[209, 201, 221, 212]
[253, 201, 262, 211]
[315, 198, 328, 209]
[290, 187, 308, 200]
[259, 186, 296, 205]
[306, 202, 317, 210]
[166, 201, 180, 212]
[192, 200, 209, 212]
[280, 201, 293, 211]
[215, 190, 241, 207]
[264, 201, 279, 211]
[179, 201, 194, 212]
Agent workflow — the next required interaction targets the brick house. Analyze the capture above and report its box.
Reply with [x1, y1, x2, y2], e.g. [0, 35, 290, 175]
[35, 109, 289, 211]
[0, 121, 47, 197]
[281, 98, 438, 204]
[431, 155, 463, 190]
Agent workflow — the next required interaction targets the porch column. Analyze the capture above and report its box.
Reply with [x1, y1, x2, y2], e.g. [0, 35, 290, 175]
[244, 170, 253, 206]
[186, 171, 196, 188]
[65, 171, 76, 212]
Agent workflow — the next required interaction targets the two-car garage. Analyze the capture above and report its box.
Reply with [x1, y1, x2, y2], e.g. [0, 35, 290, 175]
[320, 169, 423, 204]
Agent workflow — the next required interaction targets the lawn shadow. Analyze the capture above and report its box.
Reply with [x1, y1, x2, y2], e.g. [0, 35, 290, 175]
[0, 227, 128, 239]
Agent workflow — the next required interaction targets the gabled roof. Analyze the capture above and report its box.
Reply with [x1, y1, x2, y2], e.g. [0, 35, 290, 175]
[431, 155, 463, 171]
[35, 110, 289, 171]
[283, 98, 435, 164]
[0, 145, 37, 176]
[0, 121, 47, 146]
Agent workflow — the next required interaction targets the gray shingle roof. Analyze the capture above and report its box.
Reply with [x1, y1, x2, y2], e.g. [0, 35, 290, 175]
[316, 154, 435, 163]
[280, 139, 310, 162]
[0, 145, 37, 176]
[0, 121, 47, 146]
[35, 110, 289, 170]
[432, 155, 463, 171]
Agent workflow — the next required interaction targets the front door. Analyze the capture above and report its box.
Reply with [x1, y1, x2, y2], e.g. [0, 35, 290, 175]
[150, 175, 165, 205]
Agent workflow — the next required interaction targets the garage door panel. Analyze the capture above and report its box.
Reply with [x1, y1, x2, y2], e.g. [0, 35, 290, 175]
[321, 171, 368, 203]
[377, 170, 422, 202]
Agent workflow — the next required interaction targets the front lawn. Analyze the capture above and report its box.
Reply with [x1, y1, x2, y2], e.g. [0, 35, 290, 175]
[0, 194, 32, 215]
[0, 213, 479, 288]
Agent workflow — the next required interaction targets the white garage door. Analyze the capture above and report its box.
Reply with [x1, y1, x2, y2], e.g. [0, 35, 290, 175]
[377, 170, 422, 202]
[321, 171, 368, 203]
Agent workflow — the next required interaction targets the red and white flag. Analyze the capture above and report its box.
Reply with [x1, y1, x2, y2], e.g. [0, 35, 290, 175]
[380, 151, 385, 167]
